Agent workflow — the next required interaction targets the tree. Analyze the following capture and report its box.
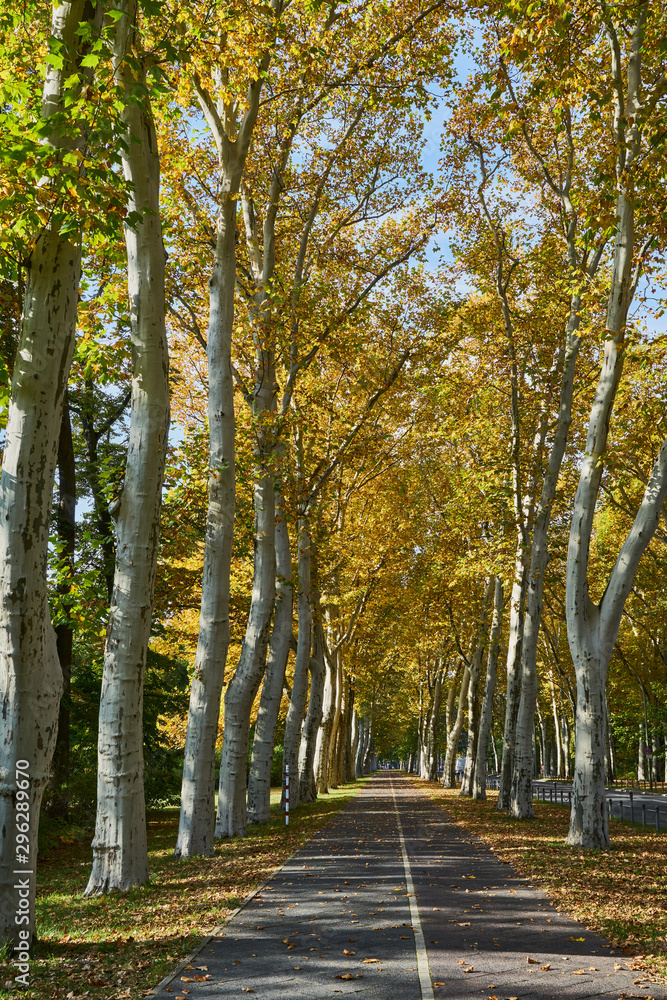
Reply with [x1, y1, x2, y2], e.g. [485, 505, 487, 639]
[0, 0, 106, 944]
[86, 0, 170, 894]
[565, 0, 667, 849]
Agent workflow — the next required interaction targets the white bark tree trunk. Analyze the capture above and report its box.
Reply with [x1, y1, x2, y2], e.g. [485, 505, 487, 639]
[461, 579, 494, 796]
[174, 198, 237, 855]
[510, 321, 582, 818]
[343, 685, 356, 782]
[0, 0, 97, 940]
[315, 648, 336, 793]
[281, 515, 312, 812]
[247, 505, 293, 824]
[175, 52, 270, 855]
[299, 607, 326, 802]
[327, 641, 344, 789]
[86, 3, 170, 894]
[427, 669, 443, 781]
[215, 461, 275, 838]
[441, 664, 470, 788]
[565, 2, 667, 848]
[473, 578, 503, 800]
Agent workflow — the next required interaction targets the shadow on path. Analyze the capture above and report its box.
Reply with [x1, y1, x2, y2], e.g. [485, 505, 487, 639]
[153, 773, 665, 999]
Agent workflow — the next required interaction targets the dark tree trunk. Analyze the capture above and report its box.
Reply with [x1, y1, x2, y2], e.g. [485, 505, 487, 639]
[50, 391, 76, 818]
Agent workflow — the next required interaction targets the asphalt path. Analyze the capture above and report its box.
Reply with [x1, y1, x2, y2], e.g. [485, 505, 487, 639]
[154, 773, 666, 1000]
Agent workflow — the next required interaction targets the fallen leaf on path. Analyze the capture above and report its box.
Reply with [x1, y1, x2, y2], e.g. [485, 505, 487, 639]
[572, 969, 586, 974]
[463, 966, 474, 973]
[343, 949, 355, 955]
[526, 956, 539, 964]
[569, 936, 585, 941]
[589, 967, 598, 971]
[540, 964, 551, 971]
[457, 960, 467, 965]
[336, 973, 355, 980]
[180, 978, 193, 983]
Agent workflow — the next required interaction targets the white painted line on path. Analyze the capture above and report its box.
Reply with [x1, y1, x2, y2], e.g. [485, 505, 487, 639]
[391, 776, 435, 1000]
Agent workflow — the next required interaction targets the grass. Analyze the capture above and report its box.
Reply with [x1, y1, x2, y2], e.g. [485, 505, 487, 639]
[423, 779, 667, 985]
[0, 780, 368, 1000]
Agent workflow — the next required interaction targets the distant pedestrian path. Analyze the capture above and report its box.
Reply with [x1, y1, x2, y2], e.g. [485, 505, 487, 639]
[152, 773, 665, 999]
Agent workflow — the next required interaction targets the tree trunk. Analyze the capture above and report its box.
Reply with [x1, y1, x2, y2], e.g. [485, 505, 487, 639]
[427, 670, 443, 781]
[473, 578, 503, 800]
[355, 720, 366, 778]
[176, 54, 267, 856]
[315, 648, 336, 793]
[79, 380, 119, 601]
[281, 515, 312, 813]
[564, 1, 667, 849]
[50, 393, 77, 818]
[562, 715, 571, 779]
[327, 643, 344, 789]
[510, 323, 582, 818]
[247, 504, 293, 824]
[343, 679, 356, 784]
[441, 664, 470, 788]
[299, 605, 325, 803]
[87, 9, 170, 893]
[461, 579, 494, 796]
[350, 710, 359, 781]
[215, 458, 275, 838]
[0, 1, 104, 943]
[174, 196, 236, 855]
[497, 549, 527, 810]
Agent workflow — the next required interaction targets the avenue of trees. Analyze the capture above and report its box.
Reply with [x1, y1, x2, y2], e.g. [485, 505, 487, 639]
[1, 0, 667, 948]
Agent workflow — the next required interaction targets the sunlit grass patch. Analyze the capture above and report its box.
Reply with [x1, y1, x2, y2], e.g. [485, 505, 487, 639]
[423, 780, 667, 986]
[0, 779, 368, 1000]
